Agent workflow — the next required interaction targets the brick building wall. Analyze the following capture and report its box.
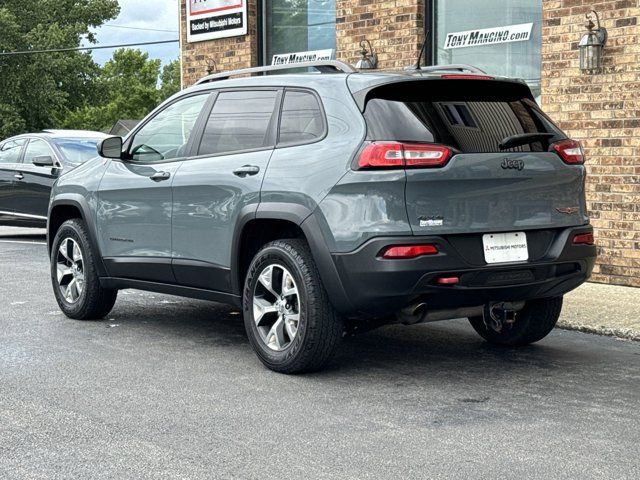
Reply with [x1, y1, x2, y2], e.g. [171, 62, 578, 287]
[180, 0, 259, 87]
[541, 0, 640, 287]
[336, 0, 424, 69]
[180, 0, 425, 86]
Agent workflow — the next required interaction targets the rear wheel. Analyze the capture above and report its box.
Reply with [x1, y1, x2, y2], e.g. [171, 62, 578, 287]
[243, 239, 342, 374]
[51, 219, 117, 320]
[469, 297, 563, 346]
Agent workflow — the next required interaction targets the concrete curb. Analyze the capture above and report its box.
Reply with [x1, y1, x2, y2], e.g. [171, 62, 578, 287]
[557, 321, 640, 342]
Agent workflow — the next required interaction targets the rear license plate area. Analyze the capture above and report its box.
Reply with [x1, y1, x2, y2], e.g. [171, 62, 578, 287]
[482, 232, 529, 264]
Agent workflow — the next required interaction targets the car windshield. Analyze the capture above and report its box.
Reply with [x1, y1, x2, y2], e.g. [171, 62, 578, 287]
[53, 138, 101, 167]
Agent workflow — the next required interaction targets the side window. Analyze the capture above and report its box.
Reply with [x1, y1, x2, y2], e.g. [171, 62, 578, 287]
[0, 139, 26, 164]
[278, 90, 324, 145]
[198, 90, 278, 156]
[23, 139, 56, 165]
[129, 94, 209, 163]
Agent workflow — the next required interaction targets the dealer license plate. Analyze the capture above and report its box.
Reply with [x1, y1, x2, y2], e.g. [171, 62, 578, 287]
[482, 232, 529, 264]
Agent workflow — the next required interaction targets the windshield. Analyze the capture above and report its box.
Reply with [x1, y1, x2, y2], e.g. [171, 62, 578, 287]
[53, 138, 102, 167]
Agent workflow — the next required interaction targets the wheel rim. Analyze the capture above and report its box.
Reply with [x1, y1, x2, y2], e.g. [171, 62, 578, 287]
[56, 238, 85, 304]
[252, 264, 301, 351]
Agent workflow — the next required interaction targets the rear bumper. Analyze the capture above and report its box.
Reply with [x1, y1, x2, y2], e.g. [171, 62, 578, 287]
[331, 226, 596, 317]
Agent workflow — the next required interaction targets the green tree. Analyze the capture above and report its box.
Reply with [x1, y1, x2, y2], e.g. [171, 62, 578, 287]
[159, 60, 182, 101]
[61, 49, 180, 132]
[0, 0, 120, 138]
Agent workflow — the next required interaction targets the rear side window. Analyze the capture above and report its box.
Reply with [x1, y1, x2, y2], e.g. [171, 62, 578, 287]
[0, 139, 26, 164]
[364, 81, 564, 153]
[199, 90, 278, 156]
[278, 90, 324, 145]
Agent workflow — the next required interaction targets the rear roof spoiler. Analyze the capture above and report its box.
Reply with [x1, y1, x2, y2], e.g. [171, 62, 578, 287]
[349, 76, 534, 112]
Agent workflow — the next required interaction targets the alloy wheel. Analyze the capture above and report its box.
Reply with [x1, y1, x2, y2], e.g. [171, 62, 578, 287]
[252, 264, 301, 351]
[56, 238, 85, 304]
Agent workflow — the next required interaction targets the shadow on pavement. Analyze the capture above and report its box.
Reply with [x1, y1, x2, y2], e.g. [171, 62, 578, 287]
[104, 296, 609, 383]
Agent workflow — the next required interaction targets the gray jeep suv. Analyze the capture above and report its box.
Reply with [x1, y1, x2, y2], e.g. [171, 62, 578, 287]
[47, 61, 596, 373]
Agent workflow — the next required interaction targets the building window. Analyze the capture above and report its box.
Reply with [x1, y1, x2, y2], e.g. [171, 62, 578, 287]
[434, 0, 542, 98]
[264, 0, 336, 64]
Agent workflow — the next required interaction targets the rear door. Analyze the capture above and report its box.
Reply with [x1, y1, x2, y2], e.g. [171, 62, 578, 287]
[171, 89, 280, 292]
[0, 138, 27, 217]
[15, 138, 61, 219]
[362, 80, 587, 236]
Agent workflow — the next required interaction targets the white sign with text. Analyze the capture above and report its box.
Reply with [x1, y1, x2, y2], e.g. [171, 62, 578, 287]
[444, 23, 533, 50]
[272, 49, 334, 66]
[186, 0, 247, 43]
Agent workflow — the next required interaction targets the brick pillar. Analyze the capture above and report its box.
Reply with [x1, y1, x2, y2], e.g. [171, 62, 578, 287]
[336, 0, 425, 70]
[180, 0, 260, 87]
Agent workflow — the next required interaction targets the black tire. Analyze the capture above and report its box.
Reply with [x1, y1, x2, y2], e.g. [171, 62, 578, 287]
[469, 297, 563, 346]
[51, 219, 117, 320]
[243, 239, 343, 374]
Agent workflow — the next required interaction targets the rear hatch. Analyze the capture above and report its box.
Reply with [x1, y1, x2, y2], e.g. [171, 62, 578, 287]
[355, 77, 588, 237]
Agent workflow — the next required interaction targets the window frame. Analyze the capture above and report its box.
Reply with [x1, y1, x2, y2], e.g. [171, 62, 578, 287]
[191, 86, 283, 160]
[22, 138, 61, 167]
[121, 91, 213, 165]
[275, 87, 328, 149]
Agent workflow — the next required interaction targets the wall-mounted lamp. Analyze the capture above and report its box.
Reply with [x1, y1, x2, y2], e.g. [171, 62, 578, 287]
[206, 59, 218, 75]
[355, 39, 378, 70]
[579, 10, 607, 74]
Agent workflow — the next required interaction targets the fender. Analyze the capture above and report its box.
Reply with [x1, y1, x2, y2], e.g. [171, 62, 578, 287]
[48, 194, 108, 278]
[230, 202, 354, 315]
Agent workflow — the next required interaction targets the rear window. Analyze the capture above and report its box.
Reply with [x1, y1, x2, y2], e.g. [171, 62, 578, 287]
[278, 90, 325, 145]
[363, 80, 564, 153]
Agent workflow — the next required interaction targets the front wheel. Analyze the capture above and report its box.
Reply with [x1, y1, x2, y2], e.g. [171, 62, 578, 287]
[51, 219, 117, 320]
[243, 239, 342, 374]
[469, 297, 563, 346]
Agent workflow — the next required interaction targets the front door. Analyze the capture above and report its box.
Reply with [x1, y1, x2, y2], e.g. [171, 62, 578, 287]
[171, 89, 280, 292]
[97, 93, 210, 282]
[15, 138, 61, 219]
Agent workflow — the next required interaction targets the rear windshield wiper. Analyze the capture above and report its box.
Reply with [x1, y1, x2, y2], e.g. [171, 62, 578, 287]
[499, 133, 556, 150]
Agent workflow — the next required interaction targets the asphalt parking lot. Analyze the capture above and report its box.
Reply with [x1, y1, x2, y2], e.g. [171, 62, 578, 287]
[1, 227, 639, 479]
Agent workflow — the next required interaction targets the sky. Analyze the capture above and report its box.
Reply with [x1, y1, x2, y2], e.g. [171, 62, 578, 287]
[86, 0, 180, 66]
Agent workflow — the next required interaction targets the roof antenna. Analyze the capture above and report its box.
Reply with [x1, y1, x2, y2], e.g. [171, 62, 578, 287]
[413, 30, 430, 70]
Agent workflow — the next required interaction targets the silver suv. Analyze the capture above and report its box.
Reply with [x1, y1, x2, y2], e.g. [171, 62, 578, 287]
[47, 61, 597, 373]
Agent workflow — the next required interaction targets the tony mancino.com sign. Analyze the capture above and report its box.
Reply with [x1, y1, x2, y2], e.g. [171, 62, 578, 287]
[444, 23, 533, 50]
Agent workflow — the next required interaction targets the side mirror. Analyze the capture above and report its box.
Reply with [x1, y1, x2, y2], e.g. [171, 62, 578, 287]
[32, 155, 55, 167]
[98, 136, 124, 159]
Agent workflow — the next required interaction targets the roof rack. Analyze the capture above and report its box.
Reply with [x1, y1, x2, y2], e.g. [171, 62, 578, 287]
[404, 64, 487, 74]
[195, 60, 357, 85]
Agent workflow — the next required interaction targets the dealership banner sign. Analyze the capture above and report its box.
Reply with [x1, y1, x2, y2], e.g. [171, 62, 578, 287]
[272, 49, 334, 66]
[187, 0, 247, 43]
[443, 23, 533, 50]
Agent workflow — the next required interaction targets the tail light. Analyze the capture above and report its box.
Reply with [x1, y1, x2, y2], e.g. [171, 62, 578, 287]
[552, 139, 585, 165]
[380, 244, 439, 259]
[573, 232, 595, 245]
[357, 142, 451, 170]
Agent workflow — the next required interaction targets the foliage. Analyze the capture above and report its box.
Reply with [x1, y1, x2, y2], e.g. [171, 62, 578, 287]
[0, 0, 120, 138]
[0, 1, 182, 137]
[60, 52, 182, 132]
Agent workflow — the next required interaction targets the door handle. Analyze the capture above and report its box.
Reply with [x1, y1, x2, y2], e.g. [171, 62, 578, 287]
[233, 165, 260, 178]
[149, 171, 171, 182]
[14, 173, 24, 180]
